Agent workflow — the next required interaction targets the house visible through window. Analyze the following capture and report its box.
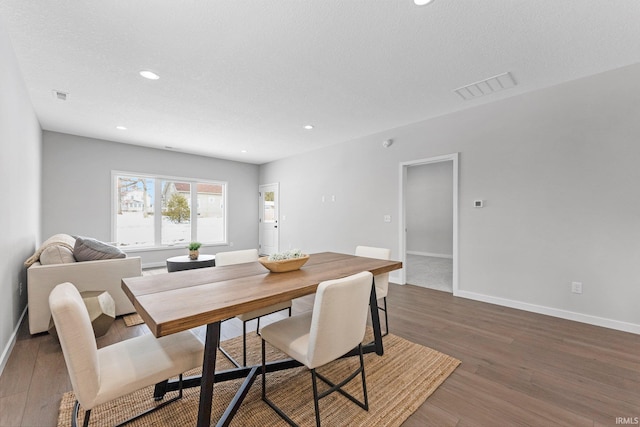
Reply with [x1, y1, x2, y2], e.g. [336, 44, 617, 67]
[113, 172, 226, 248]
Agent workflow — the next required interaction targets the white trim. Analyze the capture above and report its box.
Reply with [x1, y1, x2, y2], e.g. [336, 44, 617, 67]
[406, 250, 453, 259]
[399, 153, 459, 294]
[0, 306, 28, 377]
[455, 290, 640, 335]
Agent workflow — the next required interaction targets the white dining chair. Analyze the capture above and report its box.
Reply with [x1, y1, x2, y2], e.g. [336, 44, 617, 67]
[260, 271, 373, 427]
[355, 245, 391, 336]
[49, 282, 204, 427]
[215, 248, 292, 367]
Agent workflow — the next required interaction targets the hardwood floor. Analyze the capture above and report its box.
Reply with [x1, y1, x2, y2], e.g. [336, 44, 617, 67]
[1, 278, 638, 426]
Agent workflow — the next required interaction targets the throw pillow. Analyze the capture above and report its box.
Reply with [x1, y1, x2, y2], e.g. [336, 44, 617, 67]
[73, 237, 126, 261]
[39, 245, 76, 265]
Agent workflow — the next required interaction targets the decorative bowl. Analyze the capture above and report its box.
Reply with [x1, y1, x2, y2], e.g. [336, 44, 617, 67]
[258, 254, 309, 273]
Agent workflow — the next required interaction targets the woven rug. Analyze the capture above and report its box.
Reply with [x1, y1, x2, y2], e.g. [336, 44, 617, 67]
[122, 313, 144, 327]
[57, 331, 460, 426]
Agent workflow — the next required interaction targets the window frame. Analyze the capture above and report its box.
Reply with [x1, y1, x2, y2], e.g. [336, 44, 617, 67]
[111, 170, 228, 251]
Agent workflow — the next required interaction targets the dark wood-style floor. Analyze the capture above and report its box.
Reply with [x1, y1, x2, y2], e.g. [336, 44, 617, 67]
[1, 274, 639, 426]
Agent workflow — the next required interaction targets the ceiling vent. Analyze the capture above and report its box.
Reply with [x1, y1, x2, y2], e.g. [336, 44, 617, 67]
[52, 90, 68, 101]
[454, 72, 516, 101]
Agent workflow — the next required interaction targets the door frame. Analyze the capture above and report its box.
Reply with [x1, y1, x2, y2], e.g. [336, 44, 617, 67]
[398, 153, 459, 295]
[258, 183, 279, 255]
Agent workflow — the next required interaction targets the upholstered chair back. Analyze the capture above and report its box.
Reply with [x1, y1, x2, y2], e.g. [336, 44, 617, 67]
[49, 282, 100, 409]
[355, 246, 391, 299]
[307, 271, 373, 369]
[215, 249, 259, 266]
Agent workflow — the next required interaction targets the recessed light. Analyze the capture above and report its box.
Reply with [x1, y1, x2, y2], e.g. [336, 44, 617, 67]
[414, 0, 434, 5]
[304, 125, 314, 130]
[241, 149, 248, 153]
[116, 126, 127, 130]
[139, 70, 160, 80]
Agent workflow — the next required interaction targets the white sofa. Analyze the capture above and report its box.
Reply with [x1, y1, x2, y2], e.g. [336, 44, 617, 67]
[27, 257, 142, 334]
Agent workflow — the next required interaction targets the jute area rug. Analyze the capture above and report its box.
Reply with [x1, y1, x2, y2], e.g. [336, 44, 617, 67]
[122, 313, 144, 327]
[58, 330, 460, 426]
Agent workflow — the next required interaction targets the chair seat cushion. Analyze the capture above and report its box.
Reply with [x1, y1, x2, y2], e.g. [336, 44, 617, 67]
[260, 312, 313, 368]
[236, 300, 292, 322]
[95, 330, 203, 406]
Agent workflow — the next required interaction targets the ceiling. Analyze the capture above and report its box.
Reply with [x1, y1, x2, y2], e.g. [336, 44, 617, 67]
[1, 1, 639, 164]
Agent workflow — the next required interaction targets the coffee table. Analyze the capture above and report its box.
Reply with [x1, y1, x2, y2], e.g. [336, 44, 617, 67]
[166, 254, 215, 272]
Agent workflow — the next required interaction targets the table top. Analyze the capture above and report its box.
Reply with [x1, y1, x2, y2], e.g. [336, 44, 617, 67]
[122, 252, 402, 337]
[167, 254, 216, 263]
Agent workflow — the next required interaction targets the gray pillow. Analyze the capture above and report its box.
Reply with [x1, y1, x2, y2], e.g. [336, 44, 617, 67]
[73, 237, 126, 261]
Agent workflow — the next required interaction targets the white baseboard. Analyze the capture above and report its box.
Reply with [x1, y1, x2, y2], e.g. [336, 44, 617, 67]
[454, 290, 640, 335]
[0, 305, 28, 377]
[406, 251, 453, 259]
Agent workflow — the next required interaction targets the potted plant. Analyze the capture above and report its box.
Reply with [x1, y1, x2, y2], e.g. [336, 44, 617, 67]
[188, 242, 202, 260]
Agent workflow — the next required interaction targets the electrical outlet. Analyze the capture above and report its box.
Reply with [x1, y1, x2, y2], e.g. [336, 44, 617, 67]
[571, 282, 582, 294]
[19, 282, 23, 295]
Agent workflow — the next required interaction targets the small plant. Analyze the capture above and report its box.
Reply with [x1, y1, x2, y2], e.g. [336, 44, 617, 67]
[188, 242, 202, 251]
[268, 248, 303, 261]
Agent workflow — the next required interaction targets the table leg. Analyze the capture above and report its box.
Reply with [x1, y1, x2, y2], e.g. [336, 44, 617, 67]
[369, 277, 384, 356]
[197, 321, 220, 427]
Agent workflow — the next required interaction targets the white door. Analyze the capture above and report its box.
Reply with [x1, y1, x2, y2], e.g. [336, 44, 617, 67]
[259, 183, 279, 256]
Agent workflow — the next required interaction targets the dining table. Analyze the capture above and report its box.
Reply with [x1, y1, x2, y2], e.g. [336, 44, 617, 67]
[121, 251, 403, 427]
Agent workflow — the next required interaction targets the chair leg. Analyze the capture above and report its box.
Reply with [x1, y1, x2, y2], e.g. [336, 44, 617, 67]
[72, 401, 90, 427]
[378, 297, 389, 337]
[71, 375, 185, 427]
[115, 375, 184, 426]
[311, 370, 322, 427]
[262, 339, 299, 426]
[243, 320, 247, 367]
[261, 339, 266, 399]
[314, 343, 369, 411]
[217, 319, 243, 368]
[262, 343, 368, 427]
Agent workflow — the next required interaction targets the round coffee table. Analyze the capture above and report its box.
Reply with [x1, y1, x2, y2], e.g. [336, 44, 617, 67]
[166, 254, 216, 272]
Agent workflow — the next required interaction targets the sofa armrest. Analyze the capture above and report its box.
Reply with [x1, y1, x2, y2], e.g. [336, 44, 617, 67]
[27, 257, 142, 334]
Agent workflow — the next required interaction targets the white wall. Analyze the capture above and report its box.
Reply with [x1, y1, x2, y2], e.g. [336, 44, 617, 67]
[0, 20, 42, 372]
[406, 162, 453, 257]
[260, 63, 640, 334]
[42, 132, 259, 267]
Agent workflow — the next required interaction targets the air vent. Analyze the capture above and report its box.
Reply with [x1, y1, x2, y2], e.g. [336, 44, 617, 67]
[52, 90, 68, 101]
[454, 72, 516, 101]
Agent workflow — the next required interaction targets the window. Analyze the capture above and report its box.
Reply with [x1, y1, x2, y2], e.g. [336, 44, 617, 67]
[113, 172, 226, 248]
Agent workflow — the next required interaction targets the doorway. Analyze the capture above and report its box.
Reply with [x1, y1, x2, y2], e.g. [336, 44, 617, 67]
[259, 183, 279, 256]
[399, 153, 458, 294]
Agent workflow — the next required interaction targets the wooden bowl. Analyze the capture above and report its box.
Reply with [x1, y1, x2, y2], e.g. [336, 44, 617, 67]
[258, 254, 309, 273]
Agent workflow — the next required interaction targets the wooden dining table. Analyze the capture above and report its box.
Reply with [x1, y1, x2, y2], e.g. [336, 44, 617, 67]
[121, 251, 402, 427]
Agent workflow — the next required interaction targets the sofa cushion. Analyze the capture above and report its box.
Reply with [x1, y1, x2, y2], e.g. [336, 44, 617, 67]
[24, 233, 76, 267]
[74, 237, 126, 262]
[40, 245, 76, 265]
